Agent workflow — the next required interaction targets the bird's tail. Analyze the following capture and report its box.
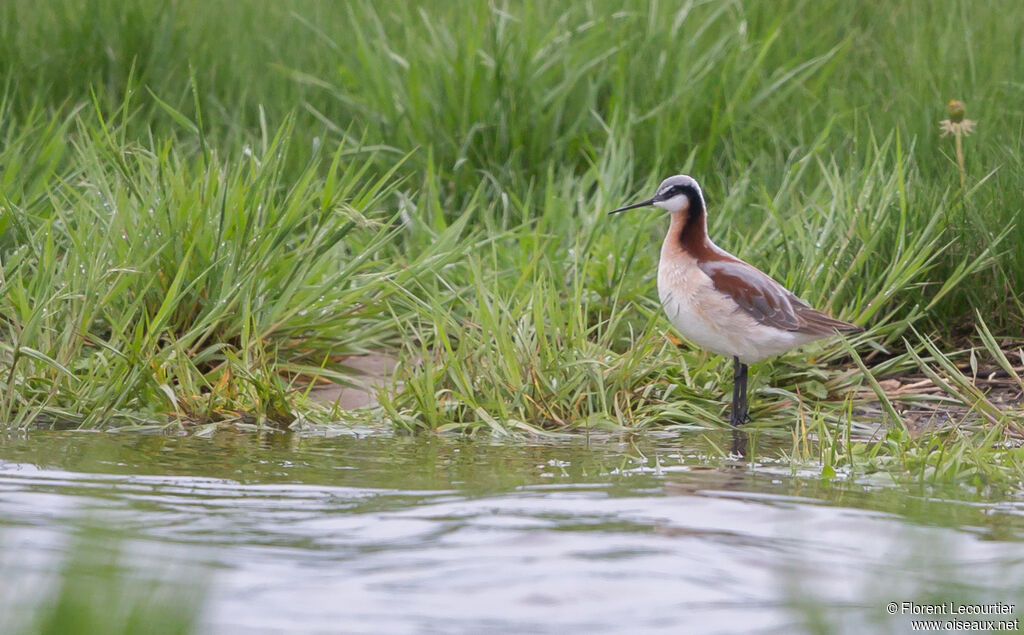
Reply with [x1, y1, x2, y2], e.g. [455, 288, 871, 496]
[796, 307, 864, 335]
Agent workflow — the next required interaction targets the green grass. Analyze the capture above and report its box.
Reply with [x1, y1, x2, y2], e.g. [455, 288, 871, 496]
[0, 526, 206, 635]
[1, 0, 1022, 481]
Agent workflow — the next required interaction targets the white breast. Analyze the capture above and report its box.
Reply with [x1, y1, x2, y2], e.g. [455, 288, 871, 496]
[657, 255, 820, 364]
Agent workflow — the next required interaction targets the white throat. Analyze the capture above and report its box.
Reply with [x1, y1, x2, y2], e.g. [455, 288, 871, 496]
[653, 193, 688, 214]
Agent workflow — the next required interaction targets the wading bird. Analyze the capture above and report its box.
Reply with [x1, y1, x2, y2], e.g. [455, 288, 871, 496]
[610, 175, 862, 426]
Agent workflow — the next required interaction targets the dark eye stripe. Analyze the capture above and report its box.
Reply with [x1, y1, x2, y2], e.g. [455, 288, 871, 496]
[658, 182, 697, 200]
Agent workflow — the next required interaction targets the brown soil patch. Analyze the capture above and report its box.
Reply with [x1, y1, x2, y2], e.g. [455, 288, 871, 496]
[858, 360, 1024, 436]
[307, 353, 399, 410]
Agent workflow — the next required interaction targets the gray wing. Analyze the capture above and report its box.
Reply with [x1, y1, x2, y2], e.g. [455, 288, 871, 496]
[698, 259, 861, 334]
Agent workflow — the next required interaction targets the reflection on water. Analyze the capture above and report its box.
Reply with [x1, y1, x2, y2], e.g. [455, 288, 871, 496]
[0, 430, 1022, 633]
[731, 427, 748, 457]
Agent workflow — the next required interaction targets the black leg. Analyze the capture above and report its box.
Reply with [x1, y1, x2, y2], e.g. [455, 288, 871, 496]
[730, 357, 750, 426]
[739, 361, 750, 424]
[730, 357, 741, 426]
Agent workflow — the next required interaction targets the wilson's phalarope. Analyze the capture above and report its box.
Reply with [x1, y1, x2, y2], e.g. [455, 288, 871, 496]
[610, 175, 862, 426]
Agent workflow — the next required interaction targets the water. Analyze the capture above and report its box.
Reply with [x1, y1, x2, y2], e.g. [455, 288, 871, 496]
[1, 430, 1023, 634]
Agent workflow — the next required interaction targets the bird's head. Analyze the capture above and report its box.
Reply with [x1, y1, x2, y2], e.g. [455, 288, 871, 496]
[608, 175, 703, 216]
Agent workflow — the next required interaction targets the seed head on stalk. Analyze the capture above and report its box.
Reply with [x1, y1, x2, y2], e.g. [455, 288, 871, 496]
[939, 100, 977, 189]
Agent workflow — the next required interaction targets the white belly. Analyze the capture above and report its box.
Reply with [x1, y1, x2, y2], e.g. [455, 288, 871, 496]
[657, 259, 818, 364]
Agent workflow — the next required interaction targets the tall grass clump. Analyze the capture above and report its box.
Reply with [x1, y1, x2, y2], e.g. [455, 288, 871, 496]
[0, 102, 465, 428]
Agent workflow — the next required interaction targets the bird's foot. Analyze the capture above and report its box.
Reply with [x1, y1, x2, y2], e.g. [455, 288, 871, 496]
[729, 410, 751, 427]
